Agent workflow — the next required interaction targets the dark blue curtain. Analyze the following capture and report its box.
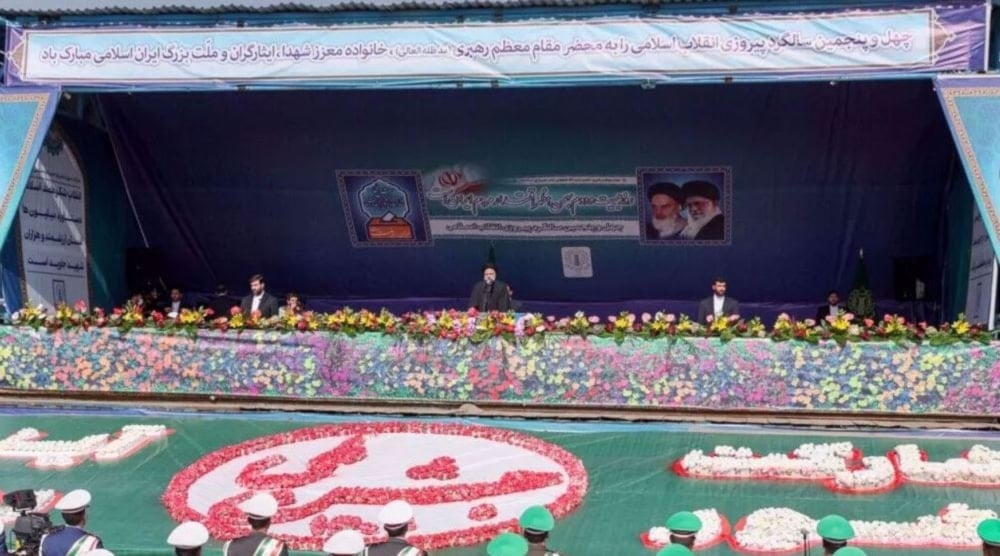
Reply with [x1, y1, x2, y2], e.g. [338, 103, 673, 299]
[99, 80, 959, 318]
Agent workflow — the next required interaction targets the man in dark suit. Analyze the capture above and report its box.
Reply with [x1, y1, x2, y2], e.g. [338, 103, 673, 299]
[681, 180, 725, 240]
[165, 288, 189, 317]
[697, 277, 740, 324]
[468, 263, 512, 312]
[816, 290, 842, 323]
[207, 283, 235, 318]
[240, 274, 280, 318]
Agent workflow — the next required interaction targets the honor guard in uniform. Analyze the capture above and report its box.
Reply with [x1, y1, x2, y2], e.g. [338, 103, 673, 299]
[833, 548, 867, 556]
[40, 489, 104, 556]
[518, 506, 560, 556]
[324, 529, 366, 556]
[223, 493, 288, 556]
[365, 500, 426, 556]
[816, 515, 855, 556]
[167, 521, 210, 556]
[979, 518, 1000, 556]
[656, 545, 693, 556]
[664, 511, 702, 549]
[486, 532, 528, 556]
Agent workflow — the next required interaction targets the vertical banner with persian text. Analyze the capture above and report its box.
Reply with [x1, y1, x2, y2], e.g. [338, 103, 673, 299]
[17, 128, 89, 309]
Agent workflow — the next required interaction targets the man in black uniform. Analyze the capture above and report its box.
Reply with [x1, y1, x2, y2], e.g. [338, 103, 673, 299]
[223, 493, 287, 556]
[665, 511, 702, 549]
[979, 518, 1000, 556]
[365, 500, 425, 556]
[816, 515, 854, 556]
[167, 521, 209, 556]
[519, 506, 561, 556]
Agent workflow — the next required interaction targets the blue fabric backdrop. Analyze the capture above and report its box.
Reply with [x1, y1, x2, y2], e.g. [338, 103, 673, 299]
[99, 80, 961, 318]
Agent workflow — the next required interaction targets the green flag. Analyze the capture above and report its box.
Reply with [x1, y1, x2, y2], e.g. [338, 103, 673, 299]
[847, 249, 875, 318]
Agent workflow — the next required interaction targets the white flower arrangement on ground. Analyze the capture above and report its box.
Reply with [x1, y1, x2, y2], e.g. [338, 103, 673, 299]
[94, 425, 170, 461]
[831, 456, 896, 491]
[679, 443, 852, 480]
[677, 442, 897, 493]
[646, 509, 724, 548]
[733, 504, 997, 551]
[0, 425, 170, 468]
[894, 444, 1000, 485]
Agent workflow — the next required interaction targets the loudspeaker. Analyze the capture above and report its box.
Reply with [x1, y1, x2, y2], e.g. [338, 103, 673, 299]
[126, 248, 162, 294]
[893, 256, 930, 301]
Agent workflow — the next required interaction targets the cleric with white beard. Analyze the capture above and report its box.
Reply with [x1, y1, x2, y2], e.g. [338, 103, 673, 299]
[468, 263, 512, 312]
[680, 180, 725, 240]
[644, 182, 688, 240]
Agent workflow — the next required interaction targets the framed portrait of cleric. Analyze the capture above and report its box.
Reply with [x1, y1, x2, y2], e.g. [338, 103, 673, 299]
[337, 170, 433, 247]
[636, 166, 732, 246]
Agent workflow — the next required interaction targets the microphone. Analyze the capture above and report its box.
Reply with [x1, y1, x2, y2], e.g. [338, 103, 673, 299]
[481, 280, 493, 311]
[800, 528, 810, 556]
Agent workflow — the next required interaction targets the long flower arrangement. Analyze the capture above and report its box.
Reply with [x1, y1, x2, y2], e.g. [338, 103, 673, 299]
[7, 301, 991, 346]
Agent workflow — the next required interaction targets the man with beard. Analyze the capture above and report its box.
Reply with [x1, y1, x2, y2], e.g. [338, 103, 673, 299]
[696, 277, 740, 324]
[645, 182, 687, 240]
[680, 181, 724, 240]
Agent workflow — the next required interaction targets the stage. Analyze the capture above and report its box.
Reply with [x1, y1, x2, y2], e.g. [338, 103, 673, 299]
[0, 408, 997, 555]
[1, 326, 997, 419]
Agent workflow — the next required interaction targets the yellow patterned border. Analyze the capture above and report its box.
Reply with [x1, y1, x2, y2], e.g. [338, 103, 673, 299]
[941, 87, 1000, 243]
[0, 93, 55, 227]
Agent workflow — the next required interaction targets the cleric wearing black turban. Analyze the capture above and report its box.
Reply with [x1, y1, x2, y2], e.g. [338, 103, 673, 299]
[680, 180, 725, 240]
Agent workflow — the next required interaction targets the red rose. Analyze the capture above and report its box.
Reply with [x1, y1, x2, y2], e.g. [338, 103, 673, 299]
[204, 308, 215, 317]
[296, 320, 308, 331]
[230, 306, 242, 316]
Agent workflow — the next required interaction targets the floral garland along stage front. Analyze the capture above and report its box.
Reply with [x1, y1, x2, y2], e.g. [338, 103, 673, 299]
[0, 425, 172, 469]
[675, 442, 1000, 493]
[4, 322, 1000, 415]
[162, 422, 588, 551]
[10, 301, 991, 346]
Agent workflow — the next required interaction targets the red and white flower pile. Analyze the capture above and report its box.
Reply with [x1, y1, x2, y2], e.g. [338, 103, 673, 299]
[162, 422, 588, 551]
[732, 504, 997, 552]
[892, 444, 1000, 486]
[0, 425, 171, 469]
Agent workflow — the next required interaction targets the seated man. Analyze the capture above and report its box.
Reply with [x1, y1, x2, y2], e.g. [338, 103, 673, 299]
[816, 290, 842, 322]
[696, 277, 740, 324]
[279, 292, 304, 317]
[166, 288, 188, 318]
[207, 283, 234, 317]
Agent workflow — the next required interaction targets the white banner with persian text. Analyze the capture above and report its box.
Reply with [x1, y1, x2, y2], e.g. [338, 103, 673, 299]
[17, 129, 89, 310]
